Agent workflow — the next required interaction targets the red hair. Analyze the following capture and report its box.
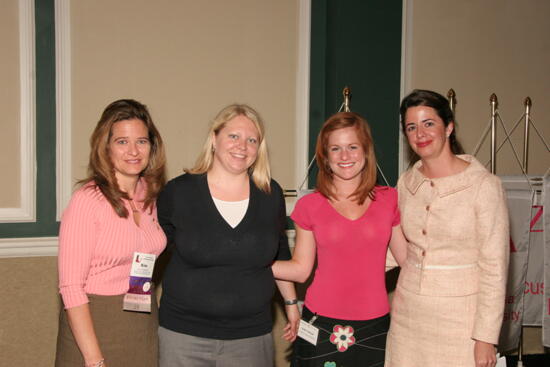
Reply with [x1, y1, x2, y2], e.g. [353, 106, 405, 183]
[315, 112, 377, 204]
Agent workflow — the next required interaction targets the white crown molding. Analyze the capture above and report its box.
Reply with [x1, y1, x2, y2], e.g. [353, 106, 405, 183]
[55, 0, 72, 220]
[295, 0, 311, 192]
[398, 0, 413, 175]
[0, 237, 58, 258]
[0, 0, 36, 223]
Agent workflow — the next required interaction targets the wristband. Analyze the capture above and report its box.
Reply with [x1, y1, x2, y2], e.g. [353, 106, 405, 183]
[284, 299, 298, 305]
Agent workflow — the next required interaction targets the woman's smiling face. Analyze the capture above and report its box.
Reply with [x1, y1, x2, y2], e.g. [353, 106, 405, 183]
[108, 118, 151, 185]
[327, 126, 366, 184]
[404, 106, 454, 160]
[212, 115, 260, 176]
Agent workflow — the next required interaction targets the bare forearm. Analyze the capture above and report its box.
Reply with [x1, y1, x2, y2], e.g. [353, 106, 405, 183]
[66, 304, 104, 365]
[272, 259, 311, 283]
[275, 279, 300, 341]
[273, 226, 316, 283]
[275, 279, 297, 301]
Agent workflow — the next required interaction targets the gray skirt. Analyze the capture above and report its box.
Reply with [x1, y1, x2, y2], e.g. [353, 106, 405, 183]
[55, 293, 159, 367]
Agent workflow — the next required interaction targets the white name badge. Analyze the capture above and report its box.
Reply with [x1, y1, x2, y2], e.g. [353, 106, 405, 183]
[496, 354, 507, 367]
[298, 319, 319, 345]
[123, 252, 156, 313]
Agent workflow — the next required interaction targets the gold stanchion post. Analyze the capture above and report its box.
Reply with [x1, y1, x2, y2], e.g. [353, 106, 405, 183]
[447, 88, 456, 114]
[522, 97, 532, 173]
[490, 93, 498, 174]
[343, 87, 351, 112]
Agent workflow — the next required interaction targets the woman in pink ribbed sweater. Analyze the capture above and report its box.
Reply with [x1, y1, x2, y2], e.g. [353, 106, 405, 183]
[55, 100, 167, 367]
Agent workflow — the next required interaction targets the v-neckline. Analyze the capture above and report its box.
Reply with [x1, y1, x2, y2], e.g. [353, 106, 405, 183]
[325, 194, 374, 222]
[199, 174, 255, 233]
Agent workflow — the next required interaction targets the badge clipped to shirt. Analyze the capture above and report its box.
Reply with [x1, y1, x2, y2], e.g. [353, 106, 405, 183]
[123, 252, 156, 313]
[297, 315, 320, 345]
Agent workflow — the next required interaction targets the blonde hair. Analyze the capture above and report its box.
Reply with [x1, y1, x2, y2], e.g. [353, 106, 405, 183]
[187, 104, 271, 192]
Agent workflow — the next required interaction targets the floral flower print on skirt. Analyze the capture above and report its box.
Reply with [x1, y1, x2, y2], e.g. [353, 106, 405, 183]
[291, 306, 389, 367]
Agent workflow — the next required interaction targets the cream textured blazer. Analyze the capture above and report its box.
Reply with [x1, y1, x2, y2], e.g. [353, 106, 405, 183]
[396, 155, 510, 344]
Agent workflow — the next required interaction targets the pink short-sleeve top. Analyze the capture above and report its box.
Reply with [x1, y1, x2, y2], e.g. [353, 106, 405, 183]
[291, 186, 400, 320]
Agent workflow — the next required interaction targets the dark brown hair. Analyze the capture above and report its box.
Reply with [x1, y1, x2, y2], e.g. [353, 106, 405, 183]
[80, 99, 166, 217]
[315, 112, 377, 204]
[400, 89, 465, 163]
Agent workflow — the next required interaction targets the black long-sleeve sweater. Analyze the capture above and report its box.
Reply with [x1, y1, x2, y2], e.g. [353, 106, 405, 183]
[156, 173, 290, 339]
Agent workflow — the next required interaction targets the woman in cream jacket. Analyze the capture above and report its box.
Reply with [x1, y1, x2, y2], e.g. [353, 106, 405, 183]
[385, 90, 509, 367]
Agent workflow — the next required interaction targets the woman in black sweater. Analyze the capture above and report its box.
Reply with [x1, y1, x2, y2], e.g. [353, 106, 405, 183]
[157, 104, 299, 366]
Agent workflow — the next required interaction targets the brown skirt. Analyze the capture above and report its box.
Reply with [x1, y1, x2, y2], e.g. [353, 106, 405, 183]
[55, 293, 159, 367]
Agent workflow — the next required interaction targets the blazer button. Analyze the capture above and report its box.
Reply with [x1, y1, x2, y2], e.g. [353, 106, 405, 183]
[430, 181, 435, 187]
[421, 250, 426, 256]
[422, 229, 427, 235]
[425, 205, 430, 211]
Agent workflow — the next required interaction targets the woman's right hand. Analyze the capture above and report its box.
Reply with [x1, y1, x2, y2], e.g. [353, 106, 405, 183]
[282, 304, 300, 342]
[473, 340, 497, 367]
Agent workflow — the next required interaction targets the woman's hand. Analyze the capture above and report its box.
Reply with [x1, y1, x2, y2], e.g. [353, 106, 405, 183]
[282, 304, 300, 342]
[474, 340, 497, 367]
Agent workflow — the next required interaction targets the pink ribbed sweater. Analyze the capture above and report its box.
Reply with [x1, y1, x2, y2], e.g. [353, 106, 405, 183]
[58, 180, 166, 309]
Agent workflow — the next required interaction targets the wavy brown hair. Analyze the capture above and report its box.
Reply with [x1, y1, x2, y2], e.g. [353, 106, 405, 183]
[315, 112, 377, 204]
[79, 99, 166, 217]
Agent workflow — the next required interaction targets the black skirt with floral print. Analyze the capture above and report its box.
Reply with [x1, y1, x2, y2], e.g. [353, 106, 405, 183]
[291, 306, 389, 367]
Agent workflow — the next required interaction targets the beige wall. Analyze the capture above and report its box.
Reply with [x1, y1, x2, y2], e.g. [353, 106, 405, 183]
[70, 0, 298, 189]
[406, 0, 550, 176]
[406, 0, 550, 353]
[1, 1, 299, 366]
[0, 0, 21, 207]
[2, 0, 549, 365]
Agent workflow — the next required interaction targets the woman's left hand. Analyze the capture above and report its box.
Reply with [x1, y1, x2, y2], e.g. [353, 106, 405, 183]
[474, 340, 497, 367]
[282, 304, 300, 342]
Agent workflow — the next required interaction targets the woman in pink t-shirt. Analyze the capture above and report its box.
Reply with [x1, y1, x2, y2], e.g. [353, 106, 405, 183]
[272, 112, 407, 367]
[55, 100, 167, 367]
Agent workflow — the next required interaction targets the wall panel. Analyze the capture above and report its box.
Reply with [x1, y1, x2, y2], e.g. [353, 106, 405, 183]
[0, 0, 21, 208]
[404, 0, 550, 176]
[69, 0, 299, 196]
